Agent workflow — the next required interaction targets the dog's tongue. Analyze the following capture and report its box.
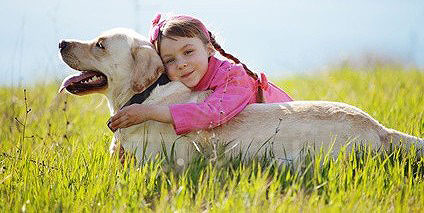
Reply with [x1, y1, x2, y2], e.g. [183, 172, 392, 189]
[59, 71, 97, 93]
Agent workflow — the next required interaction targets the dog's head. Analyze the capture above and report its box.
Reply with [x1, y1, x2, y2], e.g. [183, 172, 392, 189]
[59, 28, 164, 96]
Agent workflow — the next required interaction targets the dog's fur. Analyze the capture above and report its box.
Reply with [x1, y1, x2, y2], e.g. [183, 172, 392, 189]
[59, 28, 423, 166]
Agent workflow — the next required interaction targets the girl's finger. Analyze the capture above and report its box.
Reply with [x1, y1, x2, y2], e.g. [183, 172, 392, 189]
[107, 118, 115, 132]
[110, 110, 125, 122]
[110, 114, 129, 129]
[120, 120, 132, 129]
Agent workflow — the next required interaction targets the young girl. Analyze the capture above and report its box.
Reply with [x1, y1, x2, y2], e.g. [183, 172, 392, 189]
[108, 14, 293, 135]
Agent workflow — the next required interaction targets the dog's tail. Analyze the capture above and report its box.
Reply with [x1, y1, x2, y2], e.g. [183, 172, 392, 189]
[380, 128, 424, 153]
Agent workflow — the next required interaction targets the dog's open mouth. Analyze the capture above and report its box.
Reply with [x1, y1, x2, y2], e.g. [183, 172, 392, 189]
[59, 71, 108, 95]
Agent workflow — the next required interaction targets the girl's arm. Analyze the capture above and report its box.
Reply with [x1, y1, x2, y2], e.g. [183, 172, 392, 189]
[108, 104, 173, 131]
[170, 67, 256, 135]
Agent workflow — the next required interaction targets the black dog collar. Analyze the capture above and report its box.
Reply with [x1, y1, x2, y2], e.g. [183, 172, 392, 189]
[121, 73, 170, 108]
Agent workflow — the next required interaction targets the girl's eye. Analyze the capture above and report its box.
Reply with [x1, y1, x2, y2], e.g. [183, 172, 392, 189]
[164, 58, 175, 65]
[96, 41, 105, 49]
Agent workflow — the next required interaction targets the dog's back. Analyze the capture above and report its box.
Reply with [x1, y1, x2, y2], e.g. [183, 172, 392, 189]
[209, 101, 423, 162]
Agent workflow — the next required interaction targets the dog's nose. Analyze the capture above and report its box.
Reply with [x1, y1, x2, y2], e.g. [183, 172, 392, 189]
[59, 40, 69, 50]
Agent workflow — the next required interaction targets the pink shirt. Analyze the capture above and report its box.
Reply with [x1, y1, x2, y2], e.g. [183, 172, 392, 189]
[169, 56, 293, 135]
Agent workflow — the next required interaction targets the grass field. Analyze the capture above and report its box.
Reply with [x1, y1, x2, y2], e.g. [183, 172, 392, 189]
[1, 66, 423, 212]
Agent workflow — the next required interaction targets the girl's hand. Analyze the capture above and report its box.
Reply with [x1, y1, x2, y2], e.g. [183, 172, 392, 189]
[108, 104, 150, 131]
[107, 104, 173, 132]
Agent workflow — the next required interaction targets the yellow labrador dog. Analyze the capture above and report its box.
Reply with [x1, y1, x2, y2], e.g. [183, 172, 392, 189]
[59, 28, 423, 166]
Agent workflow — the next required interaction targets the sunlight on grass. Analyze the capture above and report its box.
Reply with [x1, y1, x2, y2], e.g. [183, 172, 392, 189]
[1, 67, 423, 211]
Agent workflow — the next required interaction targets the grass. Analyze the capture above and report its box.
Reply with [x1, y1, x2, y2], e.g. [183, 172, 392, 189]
[1, 65, 423, 212]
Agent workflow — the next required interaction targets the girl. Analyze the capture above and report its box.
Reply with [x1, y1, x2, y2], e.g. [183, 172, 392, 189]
[108, 14, 293, 135]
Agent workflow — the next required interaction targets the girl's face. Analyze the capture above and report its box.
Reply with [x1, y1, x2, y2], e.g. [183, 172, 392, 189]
[159, 36, 214, 88]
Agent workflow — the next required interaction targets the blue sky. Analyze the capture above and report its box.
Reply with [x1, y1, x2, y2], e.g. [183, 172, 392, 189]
[1, 0, 423, 86]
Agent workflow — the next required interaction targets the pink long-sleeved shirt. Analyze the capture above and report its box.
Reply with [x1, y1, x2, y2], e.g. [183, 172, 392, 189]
[169, 56, 293, 135]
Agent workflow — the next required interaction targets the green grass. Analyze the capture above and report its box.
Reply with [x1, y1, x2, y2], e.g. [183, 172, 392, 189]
[1, 66, 423, 212]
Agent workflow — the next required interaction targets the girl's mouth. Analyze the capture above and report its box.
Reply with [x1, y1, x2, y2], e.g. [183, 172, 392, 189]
[181, 71, 194, 79]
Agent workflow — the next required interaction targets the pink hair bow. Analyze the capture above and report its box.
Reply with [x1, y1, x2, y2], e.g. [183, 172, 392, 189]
[149, 14, 166, 44]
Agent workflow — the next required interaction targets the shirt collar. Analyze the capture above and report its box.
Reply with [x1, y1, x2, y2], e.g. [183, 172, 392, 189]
[192, 56, 221, 91]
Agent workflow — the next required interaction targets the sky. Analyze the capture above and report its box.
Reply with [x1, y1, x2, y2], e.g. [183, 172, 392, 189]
[1, 0, 423, 86]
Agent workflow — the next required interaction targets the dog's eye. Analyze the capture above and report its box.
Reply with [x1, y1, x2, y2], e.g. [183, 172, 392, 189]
[184, 50, 194, 55]
[96, 41, 105, 49]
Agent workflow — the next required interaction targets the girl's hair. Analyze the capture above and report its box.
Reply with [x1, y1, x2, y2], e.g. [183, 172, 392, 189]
[156, 16, 265, 102]
[159, 17, 259, 81]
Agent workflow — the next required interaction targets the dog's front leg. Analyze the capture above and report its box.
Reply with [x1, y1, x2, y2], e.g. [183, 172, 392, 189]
[109, 135, 126, 165]
[110, 135, 136, 165]
[109, 136, 118, 156]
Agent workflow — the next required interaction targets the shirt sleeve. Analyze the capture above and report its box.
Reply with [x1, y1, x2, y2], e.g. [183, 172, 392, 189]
[169, 67, 256, 135]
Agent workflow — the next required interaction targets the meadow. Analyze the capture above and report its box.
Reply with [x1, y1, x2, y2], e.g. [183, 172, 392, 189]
[1, 66, 423, 212]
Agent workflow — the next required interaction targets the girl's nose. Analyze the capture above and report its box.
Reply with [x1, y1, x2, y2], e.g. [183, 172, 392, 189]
[177, 61, 188, 70]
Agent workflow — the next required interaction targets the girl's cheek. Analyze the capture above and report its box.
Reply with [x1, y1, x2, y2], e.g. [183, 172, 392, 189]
[166, 68, 178, 80]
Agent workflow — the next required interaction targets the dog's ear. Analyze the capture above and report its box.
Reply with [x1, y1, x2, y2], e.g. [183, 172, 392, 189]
[130, 40, 165, 93]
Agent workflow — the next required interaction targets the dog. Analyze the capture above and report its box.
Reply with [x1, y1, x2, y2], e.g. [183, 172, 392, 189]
[58, 28, 423, 167]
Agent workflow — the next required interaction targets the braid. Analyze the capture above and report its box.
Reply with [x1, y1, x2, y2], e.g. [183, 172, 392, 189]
[208, 31, 265, 103]
[209, 32, 258, 80]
